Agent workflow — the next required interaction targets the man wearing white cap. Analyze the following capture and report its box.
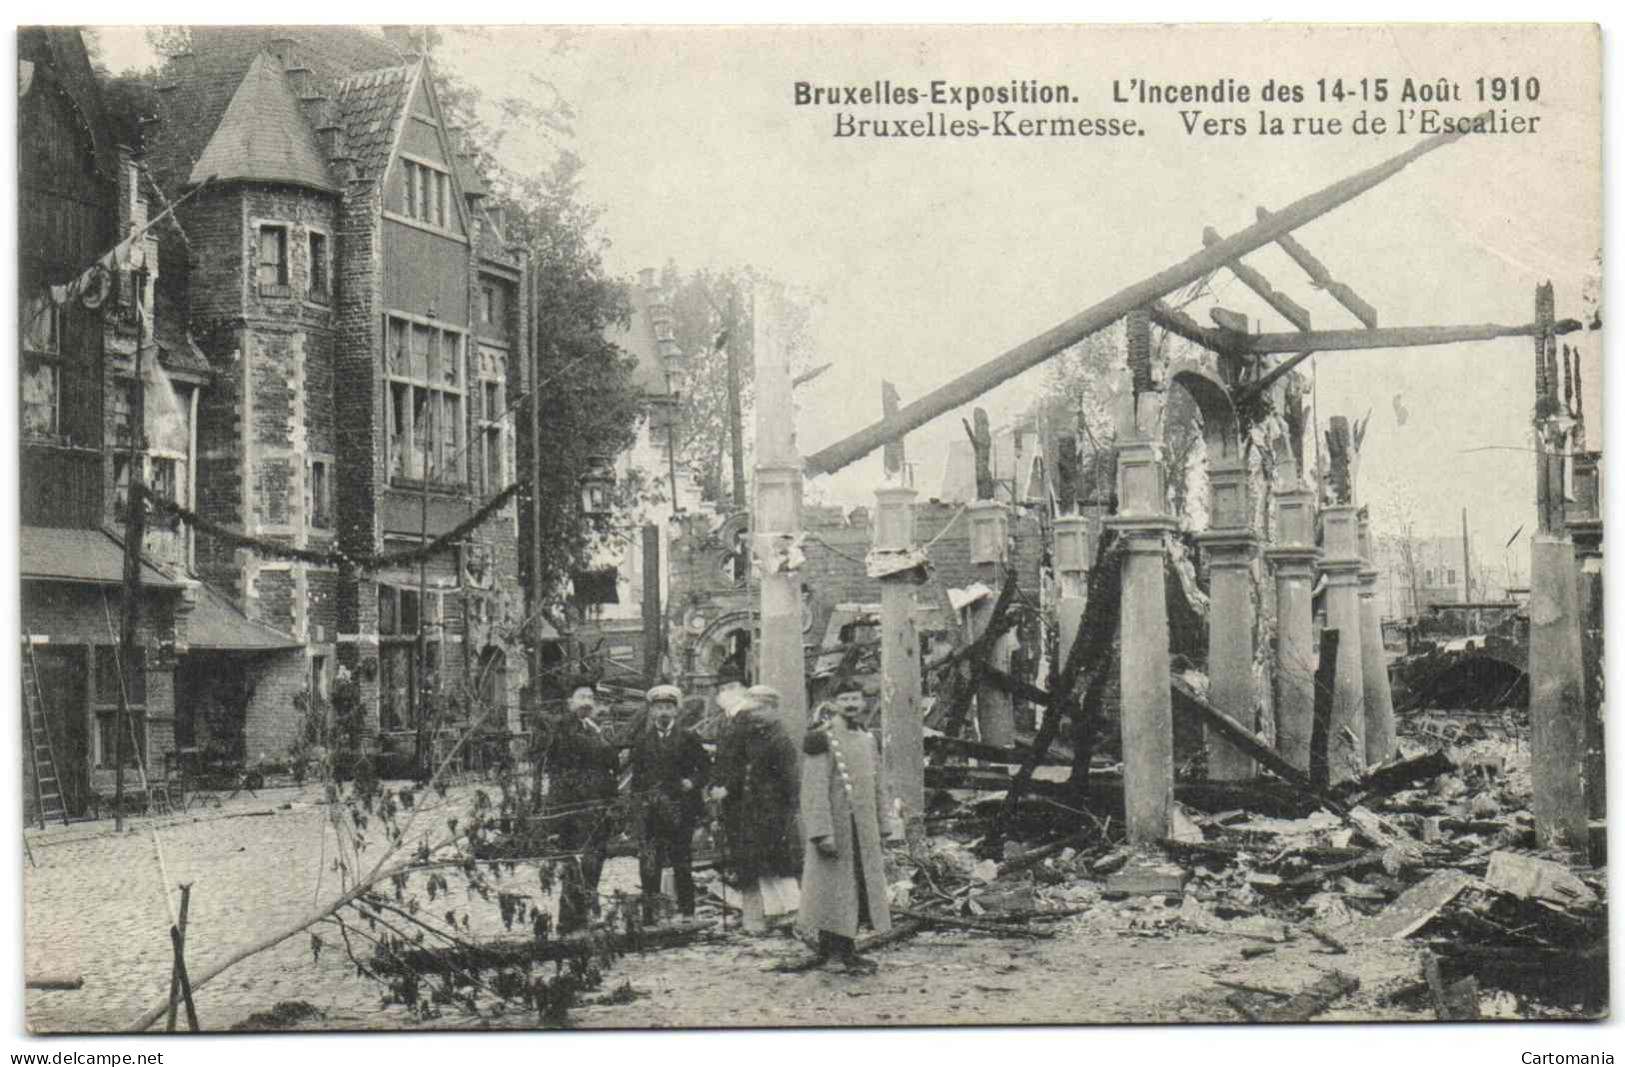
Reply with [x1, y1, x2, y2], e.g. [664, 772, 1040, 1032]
[716, 685, 802, 932]
[630, 684, 709, 923]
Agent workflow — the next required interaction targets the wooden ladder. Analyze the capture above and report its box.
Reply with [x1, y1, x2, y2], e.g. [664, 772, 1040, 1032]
[22, 641, 71, 829]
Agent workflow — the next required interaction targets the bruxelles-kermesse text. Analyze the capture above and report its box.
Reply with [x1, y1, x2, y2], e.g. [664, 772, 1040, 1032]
[834, 111, 1141, 138]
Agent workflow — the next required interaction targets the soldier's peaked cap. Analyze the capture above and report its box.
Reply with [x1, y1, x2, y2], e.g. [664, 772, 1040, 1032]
[646, 684, 683, 705]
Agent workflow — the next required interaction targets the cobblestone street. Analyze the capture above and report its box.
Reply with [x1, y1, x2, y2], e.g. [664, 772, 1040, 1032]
[23, 783, 645, 1033]
[25, 781, 1435, 1034]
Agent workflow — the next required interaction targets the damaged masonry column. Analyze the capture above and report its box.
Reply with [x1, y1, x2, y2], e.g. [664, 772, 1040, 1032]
[872, 483, 925, 840]
[1320, 416, 1367, 784]
[1266, 468, 1318, 771]
[1109, 309, 1177, 846]
[1358, 508, 1398, 764]
[1198, 458, 1258, 781]
[1052, 513, 1091, 672]
[1529, 282, 1590, 860]
[751, 284, 808, 740]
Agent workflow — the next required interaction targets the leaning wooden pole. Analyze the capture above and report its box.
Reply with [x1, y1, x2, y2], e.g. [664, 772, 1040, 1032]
[114, 266, 151, 833]
[751, 284, 808, 738]
[804, 119, 1488, 476]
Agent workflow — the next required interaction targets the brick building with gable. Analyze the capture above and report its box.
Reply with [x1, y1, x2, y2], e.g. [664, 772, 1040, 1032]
[134, 26, 533, 762]
[21, 27, 307, 818]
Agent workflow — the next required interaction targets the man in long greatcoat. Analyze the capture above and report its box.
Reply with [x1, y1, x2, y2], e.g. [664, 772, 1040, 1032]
[793, 698, 903, 973]
[629, 684, 710, 923]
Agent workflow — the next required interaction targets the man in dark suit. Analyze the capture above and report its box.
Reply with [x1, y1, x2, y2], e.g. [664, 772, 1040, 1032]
[630, 685, 710, 924]
[544, 680, 620, 932]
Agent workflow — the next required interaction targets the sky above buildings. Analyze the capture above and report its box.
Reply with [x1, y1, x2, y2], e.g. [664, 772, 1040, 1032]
[93, 24, 1603, 563]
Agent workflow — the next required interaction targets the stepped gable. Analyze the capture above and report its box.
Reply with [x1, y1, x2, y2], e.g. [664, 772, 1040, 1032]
[332, 63, 419, 184]
[187, 51, 336, 191]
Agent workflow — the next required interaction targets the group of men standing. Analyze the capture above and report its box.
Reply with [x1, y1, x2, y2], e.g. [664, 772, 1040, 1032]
[540, 671, 902, 973]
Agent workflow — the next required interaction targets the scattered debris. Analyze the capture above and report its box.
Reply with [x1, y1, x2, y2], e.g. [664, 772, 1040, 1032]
[1227, 971, 1359, 1023]
[230, 1000, 323, 1031]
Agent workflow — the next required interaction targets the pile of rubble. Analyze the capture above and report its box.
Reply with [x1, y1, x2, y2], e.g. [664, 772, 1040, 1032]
[882, 730, 1605, 1021]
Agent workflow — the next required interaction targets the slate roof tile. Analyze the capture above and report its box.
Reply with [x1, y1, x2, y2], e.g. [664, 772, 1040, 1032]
[188, 51, 336, 192]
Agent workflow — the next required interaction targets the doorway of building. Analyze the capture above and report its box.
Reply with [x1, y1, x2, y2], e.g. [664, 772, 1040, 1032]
[29, 645, 90, 817]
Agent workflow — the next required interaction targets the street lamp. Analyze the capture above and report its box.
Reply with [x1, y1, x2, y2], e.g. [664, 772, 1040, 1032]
[580, 456, 615, 518]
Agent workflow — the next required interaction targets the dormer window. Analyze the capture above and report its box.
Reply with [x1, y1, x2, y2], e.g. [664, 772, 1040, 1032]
[402, 159, 449, 229]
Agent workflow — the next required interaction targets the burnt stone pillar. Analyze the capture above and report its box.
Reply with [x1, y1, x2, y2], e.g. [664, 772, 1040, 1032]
[1266, 480, 1318, 771]
[1199, 458, 1257, 781]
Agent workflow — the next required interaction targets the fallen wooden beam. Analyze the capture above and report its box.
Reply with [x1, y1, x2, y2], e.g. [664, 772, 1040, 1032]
[25, 974, 84, 991]
[1230, 318, 1584, 355]
[1203, 226, 1313, 330]
[801, 121, 1487, 476]
[368, 919, 722, 976]
[925, 735, 1070, 766]
[894, 907, 1055, 940]
[1259, 207, 1380, 328]
[1361, 748, 1457, 792]
[1171, 676, 1347, 814]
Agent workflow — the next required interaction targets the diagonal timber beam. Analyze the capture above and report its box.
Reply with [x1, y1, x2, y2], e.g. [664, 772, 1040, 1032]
[1241, 349, 1317, 402]
[1232, 318, 1584, 355]
[1258, 207, 1380, 328]
[1202, 226, 1313, 331]
[803, 114, 1491, 476]
[1149, 301, 1238, 355]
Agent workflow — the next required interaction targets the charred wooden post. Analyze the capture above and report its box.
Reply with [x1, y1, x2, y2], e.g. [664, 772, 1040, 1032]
[881, 380, 906, 482]
[1320, 417, 1367, 783]
[1267, 460, 1319, 771]
[965, 407, 995, 501]
[1357, 508, 1398, 764]
[751, 285, 808, 738]
[1310, 629, 1341, 791]
[1110, 310, 1177, 846]
[1532, 283, 1564, 534]
[1053, 431, 1088, 677]
[873, 483, 925, 837]
[1569, 450, 1605, 824]
[970, 514, 1016, 749]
